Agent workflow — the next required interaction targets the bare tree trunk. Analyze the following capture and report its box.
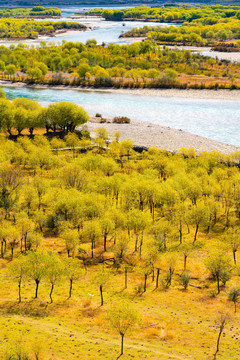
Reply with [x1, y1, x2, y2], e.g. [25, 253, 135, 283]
[184, 254, 187, 271]
[91, 238, 94, 258]
[144, 274, 147, 292]
[156, 268, 160, 289]
[18, 280, 21, 303]
[50, 284, 54, 303]
[193, 224, 199, 244]
[213, 318, 226, 360]
[179, 220, 182, 244]
[125, 267, 128, 289]
[217, 276, 220, 294]
[100, 284, 103, 306]
[1, 240, 3, 258]
[35, 279, 40, 299]
[135, 234, 138, 252]
[233, 250, 237, 265]
[69, 279, 73, 298]
[121, 334, 124, 355]
[104, 233, 107, 252]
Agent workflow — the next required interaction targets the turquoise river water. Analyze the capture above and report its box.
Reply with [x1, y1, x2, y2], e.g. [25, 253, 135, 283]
[2, 86, 240, 147]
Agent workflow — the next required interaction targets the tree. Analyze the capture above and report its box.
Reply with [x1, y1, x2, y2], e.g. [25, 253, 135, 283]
[77, 63, 91, 80]
[95, 127, 109, 143]
[180, 243, 194, 271]
[5, 225, 20, 259]
[0, 164, 23, 217]
[5, 64, 16, 79]
[213, 314, 228, 360]
[46, 102, 89, 133]
[113, 230, 129, 262]
[224, 228, 240, 265]
[228, 287, 240, 313]
[64, 257, 83, 299]
[8, 255, 27, 303]
[0, 98, 14, 135]
[25, 250, 48, 299]
[16, 213, 35, 252]
[46, 252, 63, 303]
[100, 217, 114, 252]
[150, 220, 170, 252]
[92, 266, 111, 306]
[109, 301, 138, 356]
[83, 220, 101, 258]
[189, 203, 210, 244]
[61, 228, 79, 257]
[205, 252, 232, 294]
[162, 253, 178, 288]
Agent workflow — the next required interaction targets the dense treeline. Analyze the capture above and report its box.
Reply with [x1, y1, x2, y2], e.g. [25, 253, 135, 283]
[89, 5, 240, 46]
[122, 19, 240, 45]
[86, 4, 240, 23]
[0, 40, 239, 89]
[0, 6, 61, 18]
[0, 19, 86, 39]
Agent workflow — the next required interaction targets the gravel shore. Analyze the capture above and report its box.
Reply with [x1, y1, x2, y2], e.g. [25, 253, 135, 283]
[88, 119, 240, 155]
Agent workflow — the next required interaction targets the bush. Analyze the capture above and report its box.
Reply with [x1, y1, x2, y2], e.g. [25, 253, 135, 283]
[113, 116, 131, 124]
[95, 113, 102, 118]
[178, 271, 191, 290]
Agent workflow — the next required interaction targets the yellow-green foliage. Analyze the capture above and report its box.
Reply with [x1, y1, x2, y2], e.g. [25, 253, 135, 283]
[0, 6, 61, 18]
[1, 137, 240, 359]
[0, 18, 85, 39]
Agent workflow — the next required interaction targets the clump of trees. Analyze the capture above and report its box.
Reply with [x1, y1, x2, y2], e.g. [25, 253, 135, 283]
[0, 97, 89, 136]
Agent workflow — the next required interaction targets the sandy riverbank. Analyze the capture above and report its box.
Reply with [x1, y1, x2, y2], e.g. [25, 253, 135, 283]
[87, 119, 240, 155]
[0, 80, 239, 100]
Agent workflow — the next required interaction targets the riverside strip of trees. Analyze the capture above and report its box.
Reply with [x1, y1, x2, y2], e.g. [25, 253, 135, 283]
[0, 40, 239, 89]
[88, 5, 240, 47]
[0, 19, 86, 39]
[0, 6, 61, 18]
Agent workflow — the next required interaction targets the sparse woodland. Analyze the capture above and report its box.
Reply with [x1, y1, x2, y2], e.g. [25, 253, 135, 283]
[1, 109, 240, 358]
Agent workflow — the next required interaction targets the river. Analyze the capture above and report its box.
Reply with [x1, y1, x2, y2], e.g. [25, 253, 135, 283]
[2, 85, 240, 147]
[0, 5, 238, 61]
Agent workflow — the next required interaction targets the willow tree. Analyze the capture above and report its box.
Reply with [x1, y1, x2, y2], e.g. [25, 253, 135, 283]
[109, 301, 138, 356]
[46, 101, 89, 132]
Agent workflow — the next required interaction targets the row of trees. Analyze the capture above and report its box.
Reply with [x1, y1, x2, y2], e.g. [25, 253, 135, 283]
[87, 5, 240, 23]
[0, 18, 85, 39]
[124, 20, 240, 45]
[0, 6, 61, 18]
[0, 40, 237, 89]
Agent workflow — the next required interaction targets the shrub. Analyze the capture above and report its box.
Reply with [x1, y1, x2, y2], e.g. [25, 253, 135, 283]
[178, 271, 191, 290]
[113, 116, 131, 124]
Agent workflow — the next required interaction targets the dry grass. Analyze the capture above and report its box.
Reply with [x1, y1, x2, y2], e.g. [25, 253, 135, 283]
[1, 226, 240, 359]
